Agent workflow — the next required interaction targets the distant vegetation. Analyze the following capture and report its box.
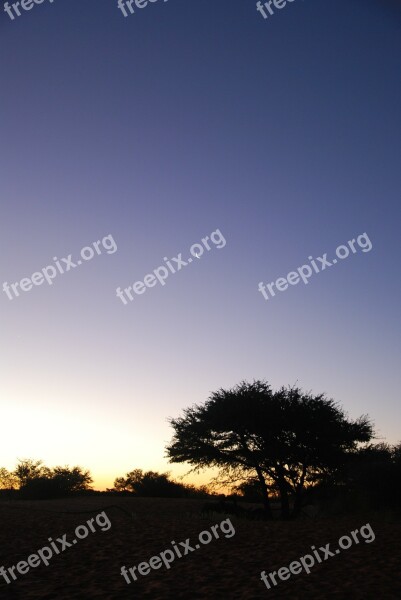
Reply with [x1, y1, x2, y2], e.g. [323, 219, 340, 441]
[109, 469, 209, 498]
[0, 459, 92, 499]
[0, 461, 209, 500]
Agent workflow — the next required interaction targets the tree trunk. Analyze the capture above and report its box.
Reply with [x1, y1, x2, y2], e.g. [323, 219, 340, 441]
[255, 465, 273, 519]
[239, 435, 273, 519]
[278, 479, 291, 519]
[275, 464, 291, 519]
[291, 464, 307, 518]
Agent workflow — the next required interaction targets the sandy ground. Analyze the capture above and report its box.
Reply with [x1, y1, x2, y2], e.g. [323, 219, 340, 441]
[0, 497, 400, 599]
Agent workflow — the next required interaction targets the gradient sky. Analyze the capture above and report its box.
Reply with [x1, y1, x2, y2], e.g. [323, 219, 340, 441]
[1, 0, 400, 490]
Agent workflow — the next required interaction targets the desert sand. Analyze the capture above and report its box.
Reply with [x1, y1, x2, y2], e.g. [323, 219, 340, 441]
[0, 497, 400, 599]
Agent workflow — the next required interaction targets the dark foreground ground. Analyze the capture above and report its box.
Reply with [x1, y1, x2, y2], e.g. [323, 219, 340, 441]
[0, 497, 400, 599]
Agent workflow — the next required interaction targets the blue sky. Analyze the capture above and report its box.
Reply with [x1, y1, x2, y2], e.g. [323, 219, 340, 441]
[1, 0, 400, 488]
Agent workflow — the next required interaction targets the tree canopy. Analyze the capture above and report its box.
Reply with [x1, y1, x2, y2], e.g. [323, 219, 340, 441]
[166, 380, 374, 517]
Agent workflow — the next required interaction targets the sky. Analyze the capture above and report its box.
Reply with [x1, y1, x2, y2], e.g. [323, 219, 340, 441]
[1, 0, 400, 490]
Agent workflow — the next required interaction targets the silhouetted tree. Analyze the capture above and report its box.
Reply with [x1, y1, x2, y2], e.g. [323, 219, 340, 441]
[341, 442, 401, 509]
[166, 380, 373, 518]
[0, 467, 18, 490]
[51, 466, 93, 493]
[113, 469, 144, 492]
[14, 459, 50, 486]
